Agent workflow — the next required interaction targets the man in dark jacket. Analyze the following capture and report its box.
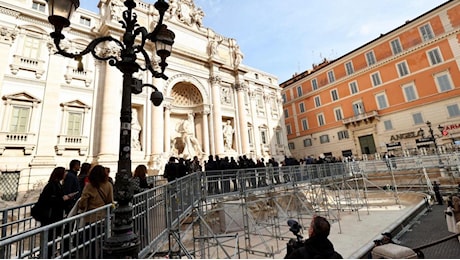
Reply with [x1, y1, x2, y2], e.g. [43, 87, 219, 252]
[63, 159, 81, 214]
[285, 216, 342, 259]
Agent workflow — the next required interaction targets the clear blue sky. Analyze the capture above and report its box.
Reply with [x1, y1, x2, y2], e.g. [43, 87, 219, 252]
[79, 0, 447, 83]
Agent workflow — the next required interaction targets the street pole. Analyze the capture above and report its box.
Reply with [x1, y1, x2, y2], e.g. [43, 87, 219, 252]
[45, 0, 175, 257]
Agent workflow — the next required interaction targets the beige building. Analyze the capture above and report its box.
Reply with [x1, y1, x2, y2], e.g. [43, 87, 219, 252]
[0, 0, 290, 195]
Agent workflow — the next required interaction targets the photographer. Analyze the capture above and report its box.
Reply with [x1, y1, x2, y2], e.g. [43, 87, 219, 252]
[285, 216, 342, 259]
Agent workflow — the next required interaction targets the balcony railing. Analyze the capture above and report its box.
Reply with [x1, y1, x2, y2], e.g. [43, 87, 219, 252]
[343, 110, 380, 126]
[64, 66, 93, 87]
[9, 55, 45, 79]
[0, 132, 36, 155]
[55, 135, 89, 155]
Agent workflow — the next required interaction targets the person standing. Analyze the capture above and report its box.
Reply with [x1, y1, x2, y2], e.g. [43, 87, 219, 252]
[78, 165, 113, 258]
[133, 164, 150, 191]
[77, 162, 91, 193]
[433, 181, 443, 205]
[164, 157, 179, 182]
[285, 216, 342, 259]
[38, 167, 76, 258]
[63, 159, 81, 214]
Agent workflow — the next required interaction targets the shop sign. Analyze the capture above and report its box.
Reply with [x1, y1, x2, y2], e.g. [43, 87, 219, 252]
[390, 131, 421, 141]
[386, 142, 401, 148]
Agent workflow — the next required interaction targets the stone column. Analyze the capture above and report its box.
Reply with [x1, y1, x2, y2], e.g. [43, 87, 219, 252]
[202, 106, 210, 155]
[96, 63, 122, 163]
[30, 44, 66, 166]
[236, 82, 249, 154]
[210, 76, 224, 155]
[150, 78, 165, 156]
[248, 89, 260, 158]
[163, 103, 172, 153]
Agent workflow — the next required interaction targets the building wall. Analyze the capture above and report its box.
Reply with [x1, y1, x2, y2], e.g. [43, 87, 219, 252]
[281, 0, 460, 161]
[0, 0, 290, 193]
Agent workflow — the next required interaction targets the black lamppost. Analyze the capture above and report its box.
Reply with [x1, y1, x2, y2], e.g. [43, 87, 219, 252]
[45, 0, 175, 257]
[425, 121, 443, 165]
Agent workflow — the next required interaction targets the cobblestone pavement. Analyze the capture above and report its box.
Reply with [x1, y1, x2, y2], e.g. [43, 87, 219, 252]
[398, 204, 460, 259]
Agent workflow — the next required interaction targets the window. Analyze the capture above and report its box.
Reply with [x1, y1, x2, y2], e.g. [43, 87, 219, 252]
[327, 70, 335, 83]
[317, 114, 325, 126]
[297, 86, 303, 97]
[376, 93, 388, 109]
[301, 118, 308, 130]
[371, 72, 382, 87]
[396, 61, 409, 77]
[311, 79, 318, 90]
[3, 93, 40, 134]
[299, 102, 305, 113]
[282, 94, 287, 103]
[349, 81, 359, 94]
[319, 135, 330, 144]
[334, 108, 343, 121]
[275, 130, 282, 145]
[390, 38, 403, 55]
[330, 89, 339, 101]
[284, 109, 289, 118]
[366, 51, 376, 66]
[261, 129, 267, 144]
[23, 36, 41, 59]
[402, 84, 417, 102]
[248, 125, 253, 144]
[255, 73, 259, 79]
[10, 107, 30, 133]
[435, 72, 453, 92]
[303, 138, 312, 147]
[79, 16, 91, 26]
[314, 96, 321, 107]
[412, 112, 424, 125]
[32, 1, 46, 12]
[419, 23, 434, 41]
[447, 104, 460, 117]
[345, 61, 354, 75]
[67, 112, 83, 135]
[288, 142, 295, 149]
[352, 101, 364, 115]
[337, 130, 349, 140]
[384, 120, 393, 130]
[427, 48, 442, 65]
[286, 124, 292, 135]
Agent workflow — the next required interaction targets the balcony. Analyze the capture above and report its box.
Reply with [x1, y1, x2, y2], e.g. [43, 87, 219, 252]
[55, 135, 89, 155]
[0, 132, 36, 155]
[10, 55, 45, 79]
[343, 110, 380, 127]
[64, 66, 93, 87]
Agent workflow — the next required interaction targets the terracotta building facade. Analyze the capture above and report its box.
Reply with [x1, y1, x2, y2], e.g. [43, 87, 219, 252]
[0, 0, 290, 193]
[281, 0, 460, 161]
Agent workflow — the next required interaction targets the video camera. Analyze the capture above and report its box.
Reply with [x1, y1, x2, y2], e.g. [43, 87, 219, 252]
[286, 219, 305, 256]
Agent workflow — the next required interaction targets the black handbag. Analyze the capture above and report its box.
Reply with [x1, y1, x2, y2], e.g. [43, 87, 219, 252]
[31, 185, 53, 222]
[31, 200, 50, 222]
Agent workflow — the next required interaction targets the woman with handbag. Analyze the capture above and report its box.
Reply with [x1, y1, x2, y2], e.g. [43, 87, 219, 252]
[78, 165, 113, 258]
[36, 166, 76, 258]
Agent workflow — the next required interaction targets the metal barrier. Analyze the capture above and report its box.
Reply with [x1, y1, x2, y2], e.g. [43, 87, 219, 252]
[0, 205, 111, 259]
[1, 202, 38, 241]
[1, 153, 459, 258]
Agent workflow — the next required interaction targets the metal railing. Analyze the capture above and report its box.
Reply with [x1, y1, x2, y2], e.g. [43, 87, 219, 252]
[1, 153, 459, 258]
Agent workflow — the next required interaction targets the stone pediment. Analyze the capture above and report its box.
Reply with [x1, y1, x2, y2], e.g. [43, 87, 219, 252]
[2, 92, 41, 103]
[60, 100, 90, 109]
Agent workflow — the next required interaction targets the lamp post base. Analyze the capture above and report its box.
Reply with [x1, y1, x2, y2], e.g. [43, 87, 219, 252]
[103, 232, 139, 259]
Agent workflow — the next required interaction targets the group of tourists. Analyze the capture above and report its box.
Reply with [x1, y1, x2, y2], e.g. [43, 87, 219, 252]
[34, 159, 154, 258]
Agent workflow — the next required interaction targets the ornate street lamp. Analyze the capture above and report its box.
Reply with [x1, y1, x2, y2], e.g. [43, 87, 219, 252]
[425, 121, 443, 165]
[46, 0, 175, 257]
